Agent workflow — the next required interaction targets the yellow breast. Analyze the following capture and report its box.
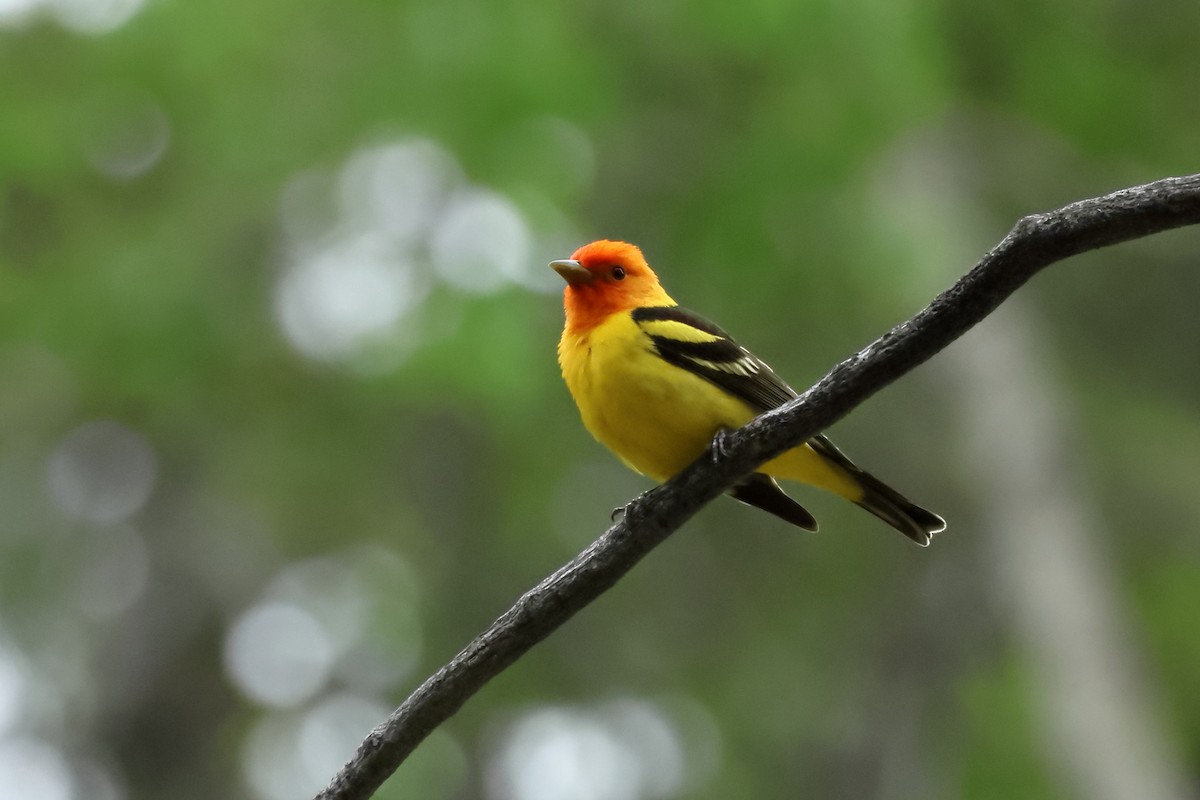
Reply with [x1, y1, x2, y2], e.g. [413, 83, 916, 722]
[558, 311, 756, 482]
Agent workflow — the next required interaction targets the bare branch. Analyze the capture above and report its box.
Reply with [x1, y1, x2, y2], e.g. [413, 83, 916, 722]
[315, 173, 1200, 800]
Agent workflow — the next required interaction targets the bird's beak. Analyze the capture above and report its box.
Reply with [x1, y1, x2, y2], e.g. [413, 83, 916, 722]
[550, 259, 594, 286]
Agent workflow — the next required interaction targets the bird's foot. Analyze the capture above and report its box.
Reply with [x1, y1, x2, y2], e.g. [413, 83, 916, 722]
[710, 427, 734, 463]
[611, 488, 656, 522]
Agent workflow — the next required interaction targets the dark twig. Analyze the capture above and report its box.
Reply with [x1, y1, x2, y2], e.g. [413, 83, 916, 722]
[316, 173, 1200, 800]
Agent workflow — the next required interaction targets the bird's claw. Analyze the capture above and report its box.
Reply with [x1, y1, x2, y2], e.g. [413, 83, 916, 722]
[710, 428, 733, 463]
[612, 488, 656, 522]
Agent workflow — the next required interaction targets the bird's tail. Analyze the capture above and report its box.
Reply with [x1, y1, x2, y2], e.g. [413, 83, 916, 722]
[850, 469, 946, 547]
[766, 435, 946, 546]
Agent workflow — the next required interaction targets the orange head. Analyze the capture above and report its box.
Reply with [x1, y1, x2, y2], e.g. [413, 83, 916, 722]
[550, 240, 674, 334]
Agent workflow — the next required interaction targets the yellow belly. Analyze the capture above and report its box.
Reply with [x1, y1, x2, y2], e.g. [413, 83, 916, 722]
[559, 313, 860, 499]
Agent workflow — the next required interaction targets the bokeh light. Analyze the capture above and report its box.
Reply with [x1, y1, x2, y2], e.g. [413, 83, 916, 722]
[337, 141, 462, 245]
[83, 97, 170, 182]
[488, 707, 638, 800]
[0, 738, 74, 800]
[223, 602, 337, 708]
[274, 233, 425, 363]
[597, 699, 688, 798]
[486, 699, 700, 800]
[430, 188, 532, 293]
[0, 0, 145, 33]
[45, 421, 157, 526]
[273, 135, 562, 367]
[49, 0, 145, 34]
[0, 0, 38, 29]
[242, 710, 318, 800]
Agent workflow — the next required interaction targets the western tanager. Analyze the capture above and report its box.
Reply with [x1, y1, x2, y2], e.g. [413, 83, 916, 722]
[552, 239, 945, 545]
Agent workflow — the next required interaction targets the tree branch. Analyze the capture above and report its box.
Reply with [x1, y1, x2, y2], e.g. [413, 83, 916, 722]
[315, 173, 1200, 800]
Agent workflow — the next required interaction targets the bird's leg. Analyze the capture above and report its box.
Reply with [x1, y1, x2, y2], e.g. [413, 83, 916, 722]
[612, 429, 734, 522]
[710, 427, 734, 463]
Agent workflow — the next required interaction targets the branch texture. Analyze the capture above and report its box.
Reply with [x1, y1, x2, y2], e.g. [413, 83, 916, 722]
[316, 173, 1200, 800]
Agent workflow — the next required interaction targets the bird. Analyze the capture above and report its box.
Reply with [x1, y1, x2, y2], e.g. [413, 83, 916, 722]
[551, 239, 945, 545]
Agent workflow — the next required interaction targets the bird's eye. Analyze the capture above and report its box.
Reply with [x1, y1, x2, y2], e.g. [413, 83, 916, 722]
[611, 266, 626, 280]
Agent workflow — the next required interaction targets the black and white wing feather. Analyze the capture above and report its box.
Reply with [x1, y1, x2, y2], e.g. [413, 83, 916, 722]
[631, 305, 796, 413]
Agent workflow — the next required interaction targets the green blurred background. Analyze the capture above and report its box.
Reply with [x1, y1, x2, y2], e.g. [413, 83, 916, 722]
[2, 1, 1199, 798]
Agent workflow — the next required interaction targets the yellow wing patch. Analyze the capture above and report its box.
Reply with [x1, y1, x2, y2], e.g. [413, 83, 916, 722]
[635, 319, 723, 344]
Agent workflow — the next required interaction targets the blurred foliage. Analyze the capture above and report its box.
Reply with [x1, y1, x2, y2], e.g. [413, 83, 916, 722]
[2, 0, 1199, 799]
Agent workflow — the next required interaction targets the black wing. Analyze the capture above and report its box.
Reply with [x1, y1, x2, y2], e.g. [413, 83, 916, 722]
[631, 305, 796, 413]
[729, 473, 818, 531]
